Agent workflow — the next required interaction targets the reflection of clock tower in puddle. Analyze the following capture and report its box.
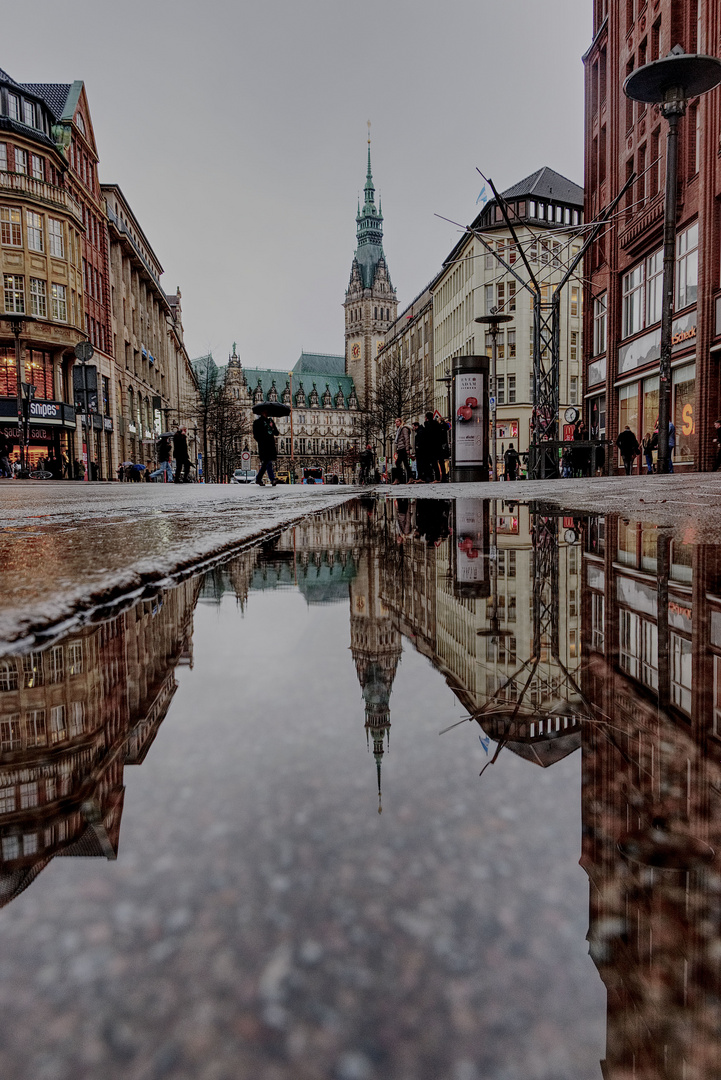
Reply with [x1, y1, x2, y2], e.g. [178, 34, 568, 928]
[344, 125, 398, 407]
[349, 535, 402, 811]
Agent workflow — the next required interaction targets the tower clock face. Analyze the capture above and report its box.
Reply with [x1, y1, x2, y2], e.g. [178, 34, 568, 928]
[352, 344, 361, 360]
[376, 340, 384, 354]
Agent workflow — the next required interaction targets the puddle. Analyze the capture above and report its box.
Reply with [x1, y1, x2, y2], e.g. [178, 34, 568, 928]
[0, 497, 718, 1079]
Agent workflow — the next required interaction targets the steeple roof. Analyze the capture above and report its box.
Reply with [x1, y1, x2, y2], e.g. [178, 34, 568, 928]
[351, 133, 390, 291]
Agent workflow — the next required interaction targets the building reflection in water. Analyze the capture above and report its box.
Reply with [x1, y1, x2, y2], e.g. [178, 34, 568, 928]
[0, 577, 200, 907]
[3, 496, 721, 1075]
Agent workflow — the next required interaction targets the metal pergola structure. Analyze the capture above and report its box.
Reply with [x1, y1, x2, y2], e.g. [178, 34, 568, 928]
[469, 172, 636, 478]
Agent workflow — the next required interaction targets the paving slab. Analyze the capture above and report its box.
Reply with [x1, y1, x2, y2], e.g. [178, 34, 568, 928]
[0, 482, 354, 645]
[3, 473, 721, 645]
[377, 472, 721, 536]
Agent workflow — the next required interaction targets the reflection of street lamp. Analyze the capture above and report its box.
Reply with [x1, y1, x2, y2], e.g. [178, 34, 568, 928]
[475, 311, 513, 481]
[624, 48, 721, 474]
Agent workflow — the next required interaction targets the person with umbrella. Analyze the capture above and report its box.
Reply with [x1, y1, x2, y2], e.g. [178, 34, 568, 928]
[252, 401, 288, 486]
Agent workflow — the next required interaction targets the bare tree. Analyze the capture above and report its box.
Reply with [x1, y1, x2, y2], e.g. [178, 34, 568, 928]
[363, 347, 426, 462]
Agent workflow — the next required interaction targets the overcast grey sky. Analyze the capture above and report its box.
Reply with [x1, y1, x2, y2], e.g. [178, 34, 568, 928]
[4, 0, 590, 370]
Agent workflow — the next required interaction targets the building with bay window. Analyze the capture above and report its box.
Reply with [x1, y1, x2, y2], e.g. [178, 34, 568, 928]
[0, 67, 85, 469]
[583, 1, 715, 471]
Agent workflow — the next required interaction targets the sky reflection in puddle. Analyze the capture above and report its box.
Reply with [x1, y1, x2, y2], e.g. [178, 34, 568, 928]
[0, 496, 717, 1080]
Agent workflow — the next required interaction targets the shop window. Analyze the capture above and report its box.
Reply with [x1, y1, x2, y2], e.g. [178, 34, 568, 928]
[618, 383, 639, 451]
[642, 375, 659, 448]
[671, 633, 692, 714]
[673, 362, 696, 465]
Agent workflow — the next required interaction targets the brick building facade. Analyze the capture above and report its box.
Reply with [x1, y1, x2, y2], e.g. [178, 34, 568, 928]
[583, 0, 717, 471]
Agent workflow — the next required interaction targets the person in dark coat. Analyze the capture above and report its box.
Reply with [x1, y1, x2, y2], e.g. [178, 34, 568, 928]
[424, 412, 447, 482]
[616, 426, 640, 475]
[412, 421, 429, 482]
[712, 419, 721, 471]
[151, 436, 174, 481]
[173, 427, 191, 483]
[359, 444, 375, 484]
[504, 443, 521, 481]
[253, 408, 279, 485]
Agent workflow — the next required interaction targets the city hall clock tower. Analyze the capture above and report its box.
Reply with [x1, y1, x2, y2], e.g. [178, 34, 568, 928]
[344, 127, 397, 407]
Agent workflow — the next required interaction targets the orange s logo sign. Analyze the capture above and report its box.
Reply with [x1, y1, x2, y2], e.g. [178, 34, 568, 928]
[682, 403, 694, 436]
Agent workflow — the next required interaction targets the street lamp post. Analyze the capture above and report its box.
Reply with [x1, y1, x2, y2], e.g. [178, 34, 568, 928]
[475, 311, 513, 481]
[625, 48, 721, 473]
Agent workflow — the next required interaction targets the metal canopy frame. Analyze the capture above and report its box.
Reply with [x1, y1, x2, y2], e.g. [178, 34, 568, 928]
[470, 170, 636, 478]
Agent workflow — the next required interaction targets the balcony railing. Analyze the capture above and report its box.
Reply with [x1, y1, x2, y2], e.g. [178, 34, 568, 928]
[0, 170, 84, 225]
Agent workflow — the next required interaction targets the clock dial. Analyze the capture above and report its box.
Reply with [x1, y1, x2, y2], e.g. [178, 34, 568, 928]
[564, 407, 579, 424]
[351, 344, 361, 360]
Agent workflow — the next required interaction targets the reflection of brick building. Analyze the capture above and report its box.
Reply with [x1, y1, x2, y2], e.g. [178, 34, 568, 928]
[581, 515, 721, 1078]
[0, 577, 199, 906]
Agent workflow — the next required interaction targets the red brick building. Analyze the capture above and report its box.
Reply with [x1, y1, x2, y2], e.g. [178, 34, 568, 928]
[583, 1, 719, 471]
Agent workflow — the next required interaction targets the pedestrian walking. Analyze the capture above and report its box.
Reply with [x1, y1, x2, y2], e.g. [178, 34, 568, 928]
[393, 417, 411, 484]
[668, 420, 676, 473]
[151, 435, 174, 482]
[641, 432, 655, 474]
[504, 442, 521, 481]
[0, 434, 11, 478]
[173, 427, 191, 484]
[424, 412, 447, 482]
[712, 419, 721, 470]
[359, 443, 374, 484]
[616, 425, 640, 475]
[253, 407, 279, 485]
[412, 421, 429, 482]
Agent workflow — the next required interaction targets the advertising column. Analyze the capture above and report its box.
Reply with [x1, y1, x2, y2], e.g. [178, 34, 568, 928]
[452, 355, 490, 483]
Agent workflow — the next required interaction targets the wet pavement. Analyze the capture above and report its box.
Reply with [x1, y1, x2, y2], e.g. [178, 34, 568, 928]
[0, 482, 352, 644]
[0, 491, 720, 1078]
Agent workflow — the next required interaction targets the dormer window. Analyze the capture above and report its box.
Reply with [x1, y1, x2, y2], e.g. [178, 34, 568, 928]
[7, 94, 19, 121]
[23, 100, 35, 127]
[76, 113, 86, 136]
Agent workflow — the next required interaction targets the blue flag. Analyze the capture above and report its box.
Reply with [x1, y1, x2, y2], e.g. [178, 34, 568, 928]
[476, 184, 488, 207]
[479, 735, 490, 754]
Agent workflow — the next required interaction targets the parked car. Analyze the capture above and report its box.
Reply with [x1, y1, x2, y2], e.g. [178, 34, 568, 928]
[230, 469, 257, 484]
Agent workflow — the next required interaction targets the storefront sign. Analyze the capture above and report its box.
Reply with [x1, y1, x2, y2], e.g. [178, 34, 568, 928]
[618, 310, 697, 375]
[103, 417, 113, 432]
[0, 398, 75, 429]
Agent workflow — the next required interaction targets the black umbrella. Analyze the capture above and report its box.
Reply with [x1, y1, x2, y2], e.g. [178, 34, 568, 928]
[252, 401, 291, 417]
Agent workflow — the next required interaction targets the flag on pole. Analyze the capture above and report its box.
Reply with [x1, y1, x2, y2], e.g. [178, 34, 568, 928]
[479, 735, 490, 754]
[476, 183, 488, 207]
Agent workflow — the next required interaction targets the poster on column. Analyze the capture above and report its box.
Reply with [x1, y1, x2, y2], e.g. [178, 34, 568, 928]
[454, 372, 485, 465]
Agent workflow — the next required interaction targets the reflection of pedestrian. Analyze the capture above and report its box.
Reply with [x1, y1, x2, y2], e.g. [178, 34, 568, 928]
[642, 432, 655, 474]
[173, 427, 191, 483]
[504, 443, 520, 481]
[668, 420, 676, 473]
[616, 426, 640, 475]
[253, 408, 279, 486]
[712, 419, 721, 471]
